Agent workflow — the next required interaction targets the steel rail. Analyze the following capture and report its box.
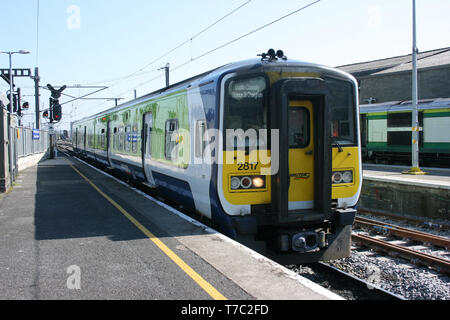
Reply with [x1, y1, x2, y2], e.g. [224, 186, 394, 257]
[354, 216, 450, 249]
[357, 208, 450, 231]
[352, 233, 450, 274]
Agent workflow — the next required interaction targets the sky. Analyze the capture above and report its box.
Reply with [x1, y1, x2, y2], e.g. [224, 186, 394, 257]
[1, 0, 449, 131]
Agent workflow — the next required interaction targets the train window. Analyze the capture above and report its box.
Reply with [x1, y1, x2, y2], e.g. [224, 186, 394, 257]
[165, 119, 179, 161]
[99, 128, 103, 148]
[387, 112, 423, 127]
[327, 78, 357, 145]
[288, 107, 310, 148]
[132, 124, 138, 153]
[224, 76, 268, 150]
[125, 125, 131, 152]
[89, 129, 94, 147]
[360, 114, 368, 147]
[145, 113, 153, 156]
[388, 113, 410, 127]
[113, 127, 117, 150]
[118, 127, 124, 151]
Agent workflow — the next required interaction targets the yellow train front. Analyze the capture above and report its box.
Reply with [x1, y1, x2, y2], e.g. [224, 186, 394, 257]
[217, 51, 362, 263]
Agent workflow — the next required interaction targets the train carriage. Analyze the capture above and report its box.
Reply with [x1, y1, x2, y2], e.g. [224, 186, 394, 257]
[72, 50, 362, 263]
[360, 98, 450, 166]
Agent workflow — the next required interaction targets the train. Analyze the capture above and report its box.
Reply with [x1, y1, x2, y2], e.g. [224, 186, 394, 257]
[360, 98, 450, 166]
[71, 50, 362, 263]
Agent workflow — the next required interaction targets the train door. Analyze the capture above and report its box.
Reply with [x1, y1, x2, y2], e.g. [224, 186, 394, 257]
[271, 78, 331, 223]
[142, 112, 156, 187]
[75, 128, 78, 150]
[83, 126, 87, 154]
[288, 100, 314, 210]
[106, 121, 112, 167]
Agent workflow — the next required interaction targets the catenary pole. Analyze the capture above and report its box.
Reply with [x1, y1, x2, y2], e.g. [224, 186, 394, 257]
[405, 0, 426, 175]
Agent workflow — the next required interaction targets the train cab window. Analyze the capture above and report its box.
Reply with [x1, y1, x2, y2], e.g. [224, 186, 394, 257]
[165, 119, 179, 161]
[327, 78, 357, 146]
[224, 76, 268, 150]
[288, 107, 310, 148]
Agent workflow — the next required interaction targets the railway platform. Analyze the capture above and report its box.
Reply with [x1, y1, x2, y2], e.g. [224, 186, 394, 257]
[360, 164, 450, 221]
[0, 153, 341, 300]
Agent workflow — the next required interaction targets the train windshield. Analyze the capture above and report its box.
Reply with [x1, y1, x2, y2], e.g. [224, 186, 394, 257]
[224, 76, 268, 150]
[327, 78, 357, 146]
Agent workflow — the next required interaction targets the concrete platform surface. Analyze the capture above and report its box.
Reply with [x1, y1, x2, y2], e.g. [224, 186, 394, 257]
[363, 164, 450, 190]
[0, 154, 341, 300]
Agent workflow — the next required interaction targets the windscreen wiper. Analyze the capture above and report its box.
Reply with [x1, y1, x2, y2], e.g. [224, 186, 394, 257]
[331, 136, 343, 152]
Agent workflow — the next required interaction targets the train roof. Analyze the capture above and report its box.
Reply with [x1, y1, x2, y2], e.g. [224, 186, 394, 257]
[360, 98, 450, 113]
[72, 57, 355, 125]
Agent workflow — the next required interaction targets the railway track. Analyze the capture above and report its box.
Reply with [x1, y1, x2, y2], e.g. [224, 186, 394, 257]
[354, 216, 450, 249]
[290, 262, 404, 300]
[358, 208, 450, 231]
[352, 216, 450, 274]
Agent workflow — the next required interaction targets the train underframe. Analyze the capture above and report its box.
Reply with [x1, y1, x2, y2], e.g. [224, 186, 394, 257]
[232, 206, 356, 264]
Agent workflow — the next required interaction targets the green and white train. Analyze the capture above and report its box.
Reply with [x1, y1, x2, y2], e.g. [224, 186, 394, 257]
[360, 98, 450, 166]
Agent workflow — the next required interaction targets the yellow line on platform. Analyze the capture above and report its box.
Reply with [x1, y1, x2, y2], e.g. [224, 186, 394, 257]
[70, 164, 227, 300]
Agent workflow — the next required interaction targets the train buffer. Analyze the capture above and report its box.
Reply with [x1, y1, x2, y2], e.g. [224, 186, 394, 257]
[0, 154, 342, 300]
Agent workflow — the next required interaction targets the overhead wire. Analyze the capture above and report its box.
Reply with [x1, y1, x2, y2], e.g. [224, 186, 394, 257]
[122, 0, 322, 95]
[73, 0, 321, 118]
[73, 0, 252, 113]
[117, 0, 253, 83]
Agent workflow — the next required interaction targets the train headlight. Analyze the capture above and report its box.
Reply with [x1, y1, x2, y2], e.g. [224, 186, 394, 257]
[332, 170, 353, 184]
[252, 176, 265, 188]
[240, 176, 252, 189]
[230, 177, 241, 190]
[342, 171, 353, 183]
[229, 175, 266, 190]
[332, 172, 343, 184]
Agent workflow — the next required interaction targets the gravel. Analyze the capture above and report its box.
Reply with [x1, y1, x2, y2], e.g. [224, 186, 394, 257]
[325, 248, 450, 300]
[290, 214, 450, 300]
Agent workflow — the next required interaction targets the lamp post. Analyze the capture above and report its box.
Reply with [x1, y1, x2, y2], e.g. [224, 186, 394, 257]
[0, 49, 31, 187]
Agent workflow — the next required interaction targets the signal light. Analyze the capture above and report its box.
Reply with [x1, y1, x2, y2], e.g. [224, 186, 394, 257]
[52, 103, 62, 122]
[43, 110, 49, 118]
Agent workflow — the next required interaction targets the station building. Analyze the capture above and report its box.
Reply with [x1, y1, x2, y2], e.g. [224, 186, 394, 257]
[337, 47, 450, 104]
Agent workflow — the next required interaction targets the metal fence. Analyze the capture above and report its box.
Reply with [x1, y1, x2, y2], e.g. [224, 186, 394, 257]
[15, 127, 49, 158]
